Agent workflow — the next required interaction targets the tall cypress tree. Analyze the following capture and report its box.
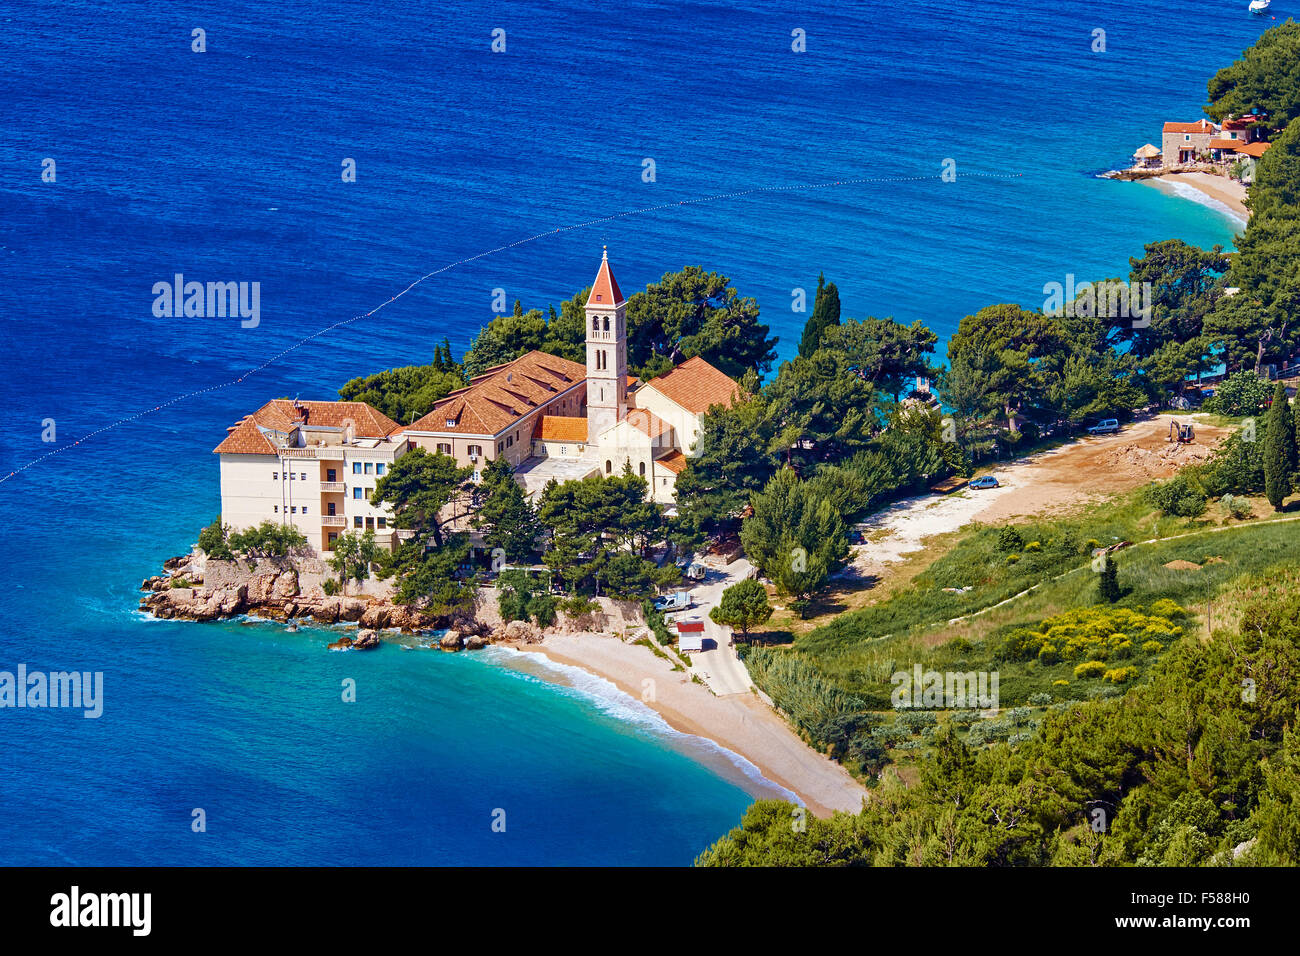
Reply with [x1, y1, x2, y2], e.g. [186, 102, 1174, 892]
[1263, 382, 1294, 511]
[433, 337, 455, 371]
[1293, 389, 1300, 490]
[1098, 556, 1121, 603]
[798, 273, 841, 357]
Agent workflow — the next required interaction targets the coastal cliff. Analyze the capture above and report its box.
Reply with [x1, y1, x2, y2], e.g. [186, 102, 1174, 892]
[137, 551, 647, 649]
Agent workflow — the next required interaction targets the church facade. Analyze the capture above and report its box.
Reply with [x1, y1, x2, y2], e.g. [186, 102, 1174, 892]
[402, 250, 742, 505]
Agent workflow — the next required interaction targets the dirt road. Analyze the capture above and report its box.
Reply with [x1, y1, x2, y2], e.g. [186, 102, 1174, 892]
[852, 414, 1230, 578]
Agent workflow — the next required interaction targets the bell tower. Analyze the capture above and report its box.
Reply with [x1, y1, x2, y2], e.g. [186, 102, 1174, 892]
[585, 247, 627, 443]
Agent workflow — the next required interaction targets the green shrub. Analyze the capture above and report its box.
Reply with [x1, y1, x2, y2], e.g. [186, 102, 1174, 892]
[1073, 660, 1107, 679]
[996, 527, 1024, 553]
[498, 587, 530, 623]
[228, 521, 308, 557]
[322, 578, 341, 596]
[1197, 430, 1266, 498]
[561, 594, 600, 616]
[1145, 473, 1208, 518]
[894, 711, 938, 733]
[1223, 494, 1254, 520]
[1001, 605, 1182, 663]
[529, 592, 557, 627]
[1148, 598, 1187, 619]
[1103, 665, 1138, 684]
[1202, 369, 1271, 417]
[197, 517, 234, 560]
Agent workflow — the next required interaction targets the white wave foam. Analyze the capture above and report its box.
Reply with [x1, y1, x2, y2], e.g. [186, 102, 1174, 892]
[480, 645, 803, 806]
[1162, 179, 1247, 228]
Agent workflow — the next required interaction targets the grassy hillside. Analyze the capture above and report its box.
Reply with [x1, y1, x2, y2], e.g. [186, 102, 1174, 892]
[702, 562, 1300, 867]
[738, 492, 1299, 776]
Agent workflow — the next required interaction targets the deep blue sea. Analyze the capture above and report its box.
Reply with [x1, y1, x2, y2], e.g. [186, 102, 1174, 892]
[0, 0, 1278, 864]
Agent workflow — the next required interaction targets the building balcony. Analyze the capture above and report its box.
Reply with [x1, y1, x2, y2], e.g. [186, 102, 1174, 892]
[280, 447, 345, 460]
[320, 481, 345, 492]
[321, 515, 347, 527]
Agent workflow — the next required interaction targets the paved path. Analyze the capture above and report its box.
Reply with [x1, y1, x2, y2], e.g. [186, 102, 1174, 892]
[676, 557, 756, 696]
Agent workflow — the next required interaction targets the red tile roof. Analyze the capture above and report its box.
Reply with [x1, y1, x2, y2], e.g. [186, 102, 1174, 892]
[1163, 120, 1216, 134]
[643, 356, 741, 415]
[626, 408, 674, 440]
[214, 400, 399, 455]
[214, 416, 277, 455]
[655, 450, 688, 474]
[587, 249, 624, 307]
[537, 415, 588, 443]
[404, 350, 586, 437]
[1235, 141, 1271, 157]
[1209, 138, 1241, 150]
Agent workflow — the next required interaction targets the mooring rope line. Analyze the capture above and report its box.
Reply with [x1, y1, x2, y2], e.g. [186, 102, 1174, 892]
[3, 170, 1023, 483]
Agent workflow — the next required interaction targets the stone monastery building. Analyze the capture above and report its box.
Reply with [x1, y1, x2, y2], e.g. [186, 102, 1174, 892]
[214, 251, 742, 554]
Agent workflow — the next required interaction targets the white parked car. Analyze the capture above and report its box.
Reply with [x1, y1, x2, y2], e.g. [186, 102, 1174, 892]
[1086, 419, 1120, 435]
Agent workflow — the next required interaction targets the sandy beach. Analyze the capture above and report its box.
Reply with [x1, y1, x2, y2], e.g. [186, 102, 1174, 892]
[1152, 171, 1250, 221]
[502, 631, 869, 819]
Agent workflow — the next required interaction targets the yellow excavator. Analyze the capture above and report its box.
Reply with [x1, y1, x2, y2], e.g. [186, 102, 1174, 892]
[1168, 420, 1195, 444]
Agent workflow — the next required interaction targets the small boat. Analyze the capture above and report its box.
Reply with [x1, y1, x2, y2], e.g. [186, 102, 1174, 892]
[1249, 0, 1270, 14]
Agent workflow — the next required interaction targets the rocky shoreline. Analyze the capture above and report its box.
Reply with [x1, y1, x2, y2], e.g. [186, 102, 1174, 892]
[138, 551, 639, 651]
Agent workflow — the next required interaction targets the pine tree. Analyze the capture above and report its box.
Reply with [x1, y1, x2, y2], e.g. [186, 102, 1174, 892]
[473, 458, 541, 563]
[710, 578, 774, 641]
[1098, 556, 1121, 603]
[1263, 382, 1294, 511]
[798, 273, 841, 357]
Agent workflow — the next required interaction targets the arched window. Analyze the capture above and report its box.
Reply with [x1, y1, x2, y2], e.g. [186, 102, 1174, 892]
[639, 461, 645, 476]
[592, 317, 599, 331]
[605, 460, 612, 474]
[603, 316, 610, 331]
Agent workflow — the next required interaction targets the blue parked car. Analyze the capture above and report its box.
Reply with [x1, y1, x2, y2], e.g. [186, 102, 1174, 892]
[970, 476, 1000, 489]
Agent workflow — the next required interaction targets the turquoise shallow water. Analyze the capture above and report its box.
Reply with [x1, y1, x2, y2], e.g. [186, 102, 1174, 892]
[0, 0, 1270, 863]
